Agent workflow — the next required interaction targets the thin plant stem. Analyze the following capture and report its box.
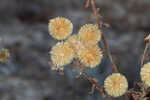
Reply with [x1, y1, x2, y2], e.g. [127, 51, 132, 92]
[87, 0, 118, 73]
[141, 43, 149, 67]
[125, 93, 129, 100]
[79, 72, 106, 97]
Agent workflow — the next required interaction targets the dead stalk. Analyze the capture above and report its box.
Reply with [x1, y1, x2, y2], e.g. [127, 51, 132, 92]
[141, 43, 149, 67]
[80, 72, 106, 97]
[86, 0, 118, 73]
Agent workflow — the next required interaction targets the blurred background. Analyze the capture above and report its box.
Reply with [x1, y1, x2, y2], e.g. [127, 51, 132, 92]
[0, 0, 150, 100]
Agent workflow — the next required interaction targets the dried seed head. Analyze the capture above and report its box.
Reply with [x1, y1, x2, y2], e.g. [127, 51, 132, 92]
[50, 42, 74, 67]
[144, 34, 150, 43]
[0, 48, 10, 63]
[67, 35, 81, 50]
[78, 24, 101, 45]
[104, 73, 128, 97]
[141, 62, 150, 87]
[78, 44, 103, 68]
[66, 35, 84, 57]
[48, 17, 73, 40]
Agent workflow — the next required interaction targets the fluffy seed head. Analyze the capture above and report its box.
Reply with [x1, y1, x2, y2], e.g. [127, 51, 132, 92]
[141, 63, 150, 87]
[104, 73, 128, 97]
[78, 24, 101, 45]
[0, 48, 10, 63]
[50, 42, 74, 67]
[48, 17, 73, 40]
[66, 35, 84, 57]
[78, 44, 103, 68]
[67, 35, 80, 50]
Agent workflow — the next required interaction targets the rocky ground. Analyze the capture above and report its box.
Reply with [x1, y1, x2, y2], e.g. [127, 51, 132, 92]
[0, 0, 150, 100]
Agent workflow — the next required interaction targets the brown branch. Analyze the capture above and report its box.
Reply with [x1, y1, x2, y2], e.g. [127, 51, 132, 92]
[78, 72, 106, 97]
[141, 43, 149, 67]
[86, 0, 118, 73]
[125, 93, 130, 100]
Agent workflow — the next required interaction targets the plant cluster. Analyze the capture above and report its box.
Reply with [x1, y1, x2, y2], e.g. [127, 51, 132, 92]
[47, 0, 150, 99]
[48, 16, 130, 98]
[49, 17, 103, 70]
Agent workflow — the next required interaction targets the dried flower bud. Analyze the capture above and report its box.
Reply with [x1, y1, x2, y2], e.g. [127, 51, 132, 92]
[141, 62, 150, 87]
[0, 48, 10, 63]
[66, 35, 84, 57]
[104, 73, 128, 97]
[50, 42, 75, 68]
[48, 17, 73, 40]
[78, 44, 103, 68]
[78, 24, 101, 45]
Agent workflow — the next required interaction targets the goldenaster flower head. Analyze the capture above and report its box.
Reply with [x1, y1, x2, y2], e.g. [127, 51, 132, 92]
[104, 73, 128, 97]
[50, 42, 75, 67]
[48, 17, 73, 40]
[141, 62, 150, 87]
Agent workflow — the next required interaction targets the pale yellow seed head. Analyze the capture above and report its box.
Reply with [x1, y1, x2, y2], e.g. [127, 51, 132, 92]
[48, 17, 73, 40]
[78, 24, 101, 45]
[141, 63, 150, 87]
[50, 42, 74, 67]
[78, 44, 103, 68]
[104, 73, 128, 97]
[0, 48, 10, 63]
[66, 35, 84, 57]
